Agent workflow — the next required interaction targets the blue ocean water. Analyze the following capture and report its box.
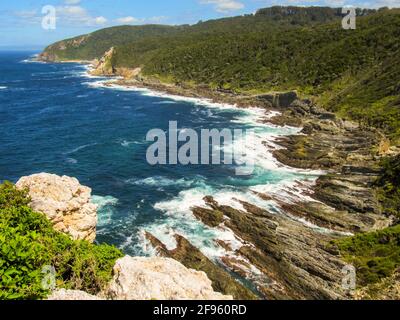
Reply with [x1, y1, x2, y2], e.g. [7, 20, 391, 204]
[0, 51, 318, 259]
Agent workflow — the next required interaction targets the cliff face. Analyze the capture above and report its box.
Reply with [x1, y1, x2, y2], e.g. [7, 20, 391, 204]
[16, 173, 98, 243]
[91, 47, 116, 76]
[90, 47, 141, 79]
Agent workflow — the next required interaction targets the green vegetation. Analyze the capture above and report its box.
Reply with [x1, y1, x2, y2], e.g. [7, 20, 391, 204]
[43, 24, 182, 61]
[0, 182, 123, 300]
[376, 155, 400, 219]
[42, 6, 400, 141]
[335, 224, 400, 286]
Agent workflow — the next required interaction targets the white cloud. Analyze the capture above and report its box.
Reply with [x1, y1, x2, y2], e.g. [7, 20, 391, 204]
[94, 16, 108, 25]
[56, 5, 108, 26]
[64, 0, 81, 4]
[14, 9, 38, 19]
[200, 0, 245, 13]
[115, 16, 140, 24]
[114, 15, 168, 25]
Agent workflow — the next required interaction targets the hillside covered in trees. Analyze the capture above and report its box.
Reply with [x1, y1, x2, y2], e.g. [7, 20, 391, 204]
[42, 6, 400, 142]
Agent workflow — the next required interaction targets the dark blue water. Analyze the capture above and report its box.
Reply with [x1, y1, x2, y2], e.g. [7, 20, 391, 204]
[0, 51, 315, 258]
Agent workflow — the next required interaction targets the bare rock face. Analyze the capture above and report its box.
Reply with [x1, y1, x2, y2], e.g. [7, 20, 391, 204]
[104, 256, 233, 300]
[48, 289, 101, 300]
[91, 47, 116, 76]
[16, 173, 98, 242]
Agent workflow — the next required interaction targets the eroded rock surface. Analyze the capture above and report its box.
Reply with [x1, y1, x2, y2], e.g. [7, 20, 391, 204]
[16, 173, 98, 242]
[104, 256, 233, 300]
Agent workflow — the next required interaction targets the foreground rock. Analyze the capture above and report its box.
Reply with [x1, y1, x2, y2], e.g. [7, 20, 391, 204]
[48, 289, 101, 300]
[16, 173, 98, 242]
[104, 256, 232, 300]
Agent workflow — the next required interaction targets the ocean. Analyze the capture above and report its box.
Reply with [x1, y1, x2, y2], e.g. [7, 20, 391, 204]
[0, 51, 321, 261]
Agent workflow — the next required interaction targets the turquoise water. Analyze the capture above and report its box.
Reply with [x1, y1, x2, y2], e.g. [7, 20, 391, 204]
[0, 51, 318, 260]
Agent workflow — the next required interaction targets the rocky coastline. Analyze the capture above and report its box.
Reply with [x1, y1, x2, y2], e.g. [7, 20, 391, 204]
[93, 69, 396, 299]
[33, 53, 399, 300]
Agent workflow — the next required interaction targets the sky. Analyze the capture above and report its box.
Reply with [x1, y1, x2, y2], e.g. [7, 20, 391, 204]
[0, 0, 399, 50]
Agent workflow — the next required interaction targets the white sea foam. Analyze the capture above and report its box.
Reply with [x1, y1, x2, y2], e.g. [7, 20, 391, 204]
[65, 157, 78, 164]
[80, 70, 338, 264]
[63, 143, 98, 155]
[120, 140, 134, 147]
[84, 80, 241, 112]
[153, 100, 178, 105]
[126, 176, 205, 188]
[92, 195, 119, 227]
[0, 86, 7, 90]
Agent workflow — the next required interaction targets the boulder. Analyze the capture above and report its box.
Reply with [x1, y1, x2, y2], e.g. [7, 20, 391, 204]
[104, 256, 233, 300]
[16, 173, 98, 242]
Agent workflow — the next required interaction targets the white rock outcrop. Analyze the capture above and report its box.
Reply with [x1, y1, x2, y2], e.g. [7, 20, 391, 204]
[104, 256, 233, 300]
[16, 173, 97, 242]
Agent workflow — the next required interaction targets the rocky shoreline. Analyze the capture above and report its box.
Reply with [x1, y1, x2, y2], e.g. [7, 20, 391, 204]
[34, 54, 398, 299]
[102, 73, 395, 299]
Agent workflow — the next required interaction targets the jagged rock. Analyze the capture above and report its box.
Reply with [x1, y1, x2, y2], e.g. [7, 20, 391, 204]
[146, 233, 258, 300]
[104, 256, 233, 300]
[48, 289, 101, 300]
[192, 198, 349, 300]
[192, 206, 224, 227]
[313, 175, 381, 215]
[16, 173, 98, 242]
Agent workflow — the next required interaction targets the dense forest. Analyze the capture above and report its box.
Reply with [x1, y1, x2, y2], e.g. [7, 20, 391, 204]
[43, 6, 400, 142]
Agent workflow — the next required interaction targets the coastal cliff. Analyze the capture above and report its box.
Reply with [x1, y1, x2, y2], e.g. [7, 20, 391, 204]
[3, 174, 231, 300]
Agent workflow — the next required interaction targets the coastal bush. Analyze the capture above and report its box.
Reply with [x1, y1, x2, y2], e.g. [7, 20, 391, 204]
[376, 155, 400, 220]
[335, 224, 400, 286]
[0, 182, 123, 300]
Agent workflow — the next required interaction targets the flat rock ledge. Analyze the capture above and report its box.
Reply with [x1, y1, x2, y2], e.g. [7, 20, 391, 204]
[16, 173, 98, 242]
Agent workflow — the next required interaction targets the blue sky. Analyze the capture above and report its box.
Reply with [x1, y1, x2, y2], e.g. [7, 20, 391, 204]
[0, 0, 399, 49]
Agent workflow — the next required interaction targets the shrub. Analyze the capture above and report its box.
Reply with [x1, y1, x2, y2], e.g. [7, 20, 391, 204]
[376, 155, 400, 220]
[335, 224, 400, 286]
[0, 182, 123, 300]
